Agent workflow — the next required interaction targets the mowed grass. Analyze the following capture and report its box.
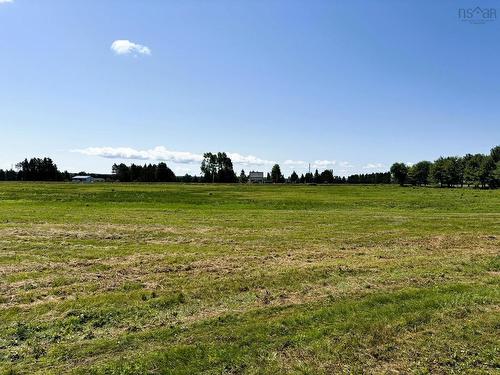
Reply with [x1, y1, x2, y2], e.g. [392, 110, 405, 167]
[0, 183, 498, 374]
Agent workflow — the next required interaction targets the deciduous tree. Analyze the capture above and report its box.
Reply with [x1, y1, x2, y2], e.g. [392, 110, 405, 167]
[390, 162, 408, 186]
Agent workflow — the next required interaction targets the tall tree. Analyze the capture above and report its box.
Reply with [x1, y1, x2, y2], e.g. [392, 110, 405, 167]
[491, 146, 500, 188]
[478, 156, 495, 188]
[492, 162, 500, 189]
[390, 162, 408, 186]
[320, 169, 334, 183]
[16, 157, 61, 181]
[156, 162, 176, 182]
[217, 152, 237, 182]
[200, 152, 237, 183]
[463, 154, 483, 187]
[239, 169, 248, 183]
[201, 152, 218, 182]
[408, 161, 432, 186]
[271, 164, 282, 183]
[430, 158, 447, 187]
[490, 145, 500, 163]
[290, 171, 298, 183]
[313, 169, 320, 183]
[112, 163, 131, 182]
[304, 172, 313, 183]
[5, 169, 17, 181]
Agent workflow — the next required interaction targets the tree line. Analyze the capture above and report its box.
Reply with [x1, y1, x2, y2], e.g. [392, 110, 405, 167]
[1, 145, 498, 188]
[390, 145, 499, 188]
[111, 163, 176, 182]
[0, 158, 70, 181]
[244, 165, 391, 184]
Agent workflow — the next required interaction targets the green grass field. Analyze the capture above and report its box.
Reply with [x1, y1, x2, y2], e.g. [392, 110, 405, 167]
[0, 183, 499, 374]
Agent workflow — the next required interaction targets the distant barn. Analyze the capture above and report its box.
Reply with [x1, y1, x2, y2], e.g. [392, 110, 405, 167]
[72, 175, 94, 183]
[248, 171, 264, 183]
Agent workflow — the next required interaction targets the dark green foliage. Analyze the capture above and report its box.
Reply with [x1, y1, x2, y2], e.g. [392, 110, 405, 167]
[490, 146, 500, 163]
[3, 145, 498, 188]
[155, 162, 176, 182]
[111, 162, 176, 182]
[390, 163, 408, 186]
[271, 164, 284, 183]
[346, 172, 390, 184]
[479, 156, 496, 188]
[5, 169, 17, 181]
[313, 169, 320, 183]
[15, 157, 63, 181]
[430, 157, 464, 187]
[304, 172, 313, 183]
[408, 161, 432, 186]
[200, 152, 237, 183]
[178, 174, 197, 183]
[239, 169, 248, 183]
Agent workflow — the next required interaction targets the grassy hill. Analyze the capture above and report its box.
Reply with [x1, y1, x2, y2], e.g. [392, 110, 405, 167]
[0, 183, 498, 374]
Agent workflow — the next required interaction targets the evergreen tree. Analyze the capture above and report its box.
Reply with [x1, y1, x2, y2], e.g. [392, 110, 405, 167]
[156, 162, 176, 182]
[271, 164, 282, 183]
[239, 169, 248, 183]
[15, 157, 61, 181]
[320, 169, 334, 183]
[313, 169, 320, 183]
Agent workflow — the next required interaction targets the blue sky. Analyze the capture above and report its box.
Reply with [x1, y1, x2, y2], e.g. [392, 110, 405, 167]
[1, 0, 499, 176]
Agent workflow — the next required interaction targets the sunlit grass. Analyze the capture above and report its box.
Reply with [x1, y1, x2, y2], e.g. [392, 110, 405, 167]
[0, 183, 498, 374]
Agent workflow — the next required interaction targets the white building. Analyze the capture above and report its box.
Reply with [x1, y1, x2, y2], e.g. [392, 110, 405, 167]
[72, 175, 94, 183]
[248, 171, 264, 183]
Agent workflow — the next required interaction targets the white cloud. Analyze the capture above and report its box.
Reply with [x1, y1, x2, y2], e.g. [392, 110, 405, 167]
[72, 146, 275, 167]
[71, 146, 362, 175]
[284, 159, 306, 166]
[312, 160, 337, 167]
[73, 146, 202, 164]
[0, 0, 14, 3]
[362, 163, 386, 169]
[110, 40, 151, 56]
[282, 159, 355, 172]
[284, 160, 337, 168]
[227, 153, 275, 166]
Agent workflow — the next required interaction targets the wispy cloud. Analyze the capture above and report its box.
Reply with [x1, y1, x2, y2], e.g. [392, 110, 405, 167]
[71, 146, 363, 175]
[110, 40, 151, 56]
[312, 160, 337, 167]
[227, 153, 275, 166]
[73, 146, 201, 164]
[72, 146, 274, 167]
[284, 160, 307, 166]
[362, 163, 386, 169]
[0, 0, 14, 4]
[283, 159, 354, 171]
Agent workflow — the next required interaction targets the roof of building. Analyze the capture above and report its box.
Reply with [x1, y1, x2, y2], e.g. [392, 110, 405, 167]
[72, 175, 93, 179]
[248, 172, 264, 177]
